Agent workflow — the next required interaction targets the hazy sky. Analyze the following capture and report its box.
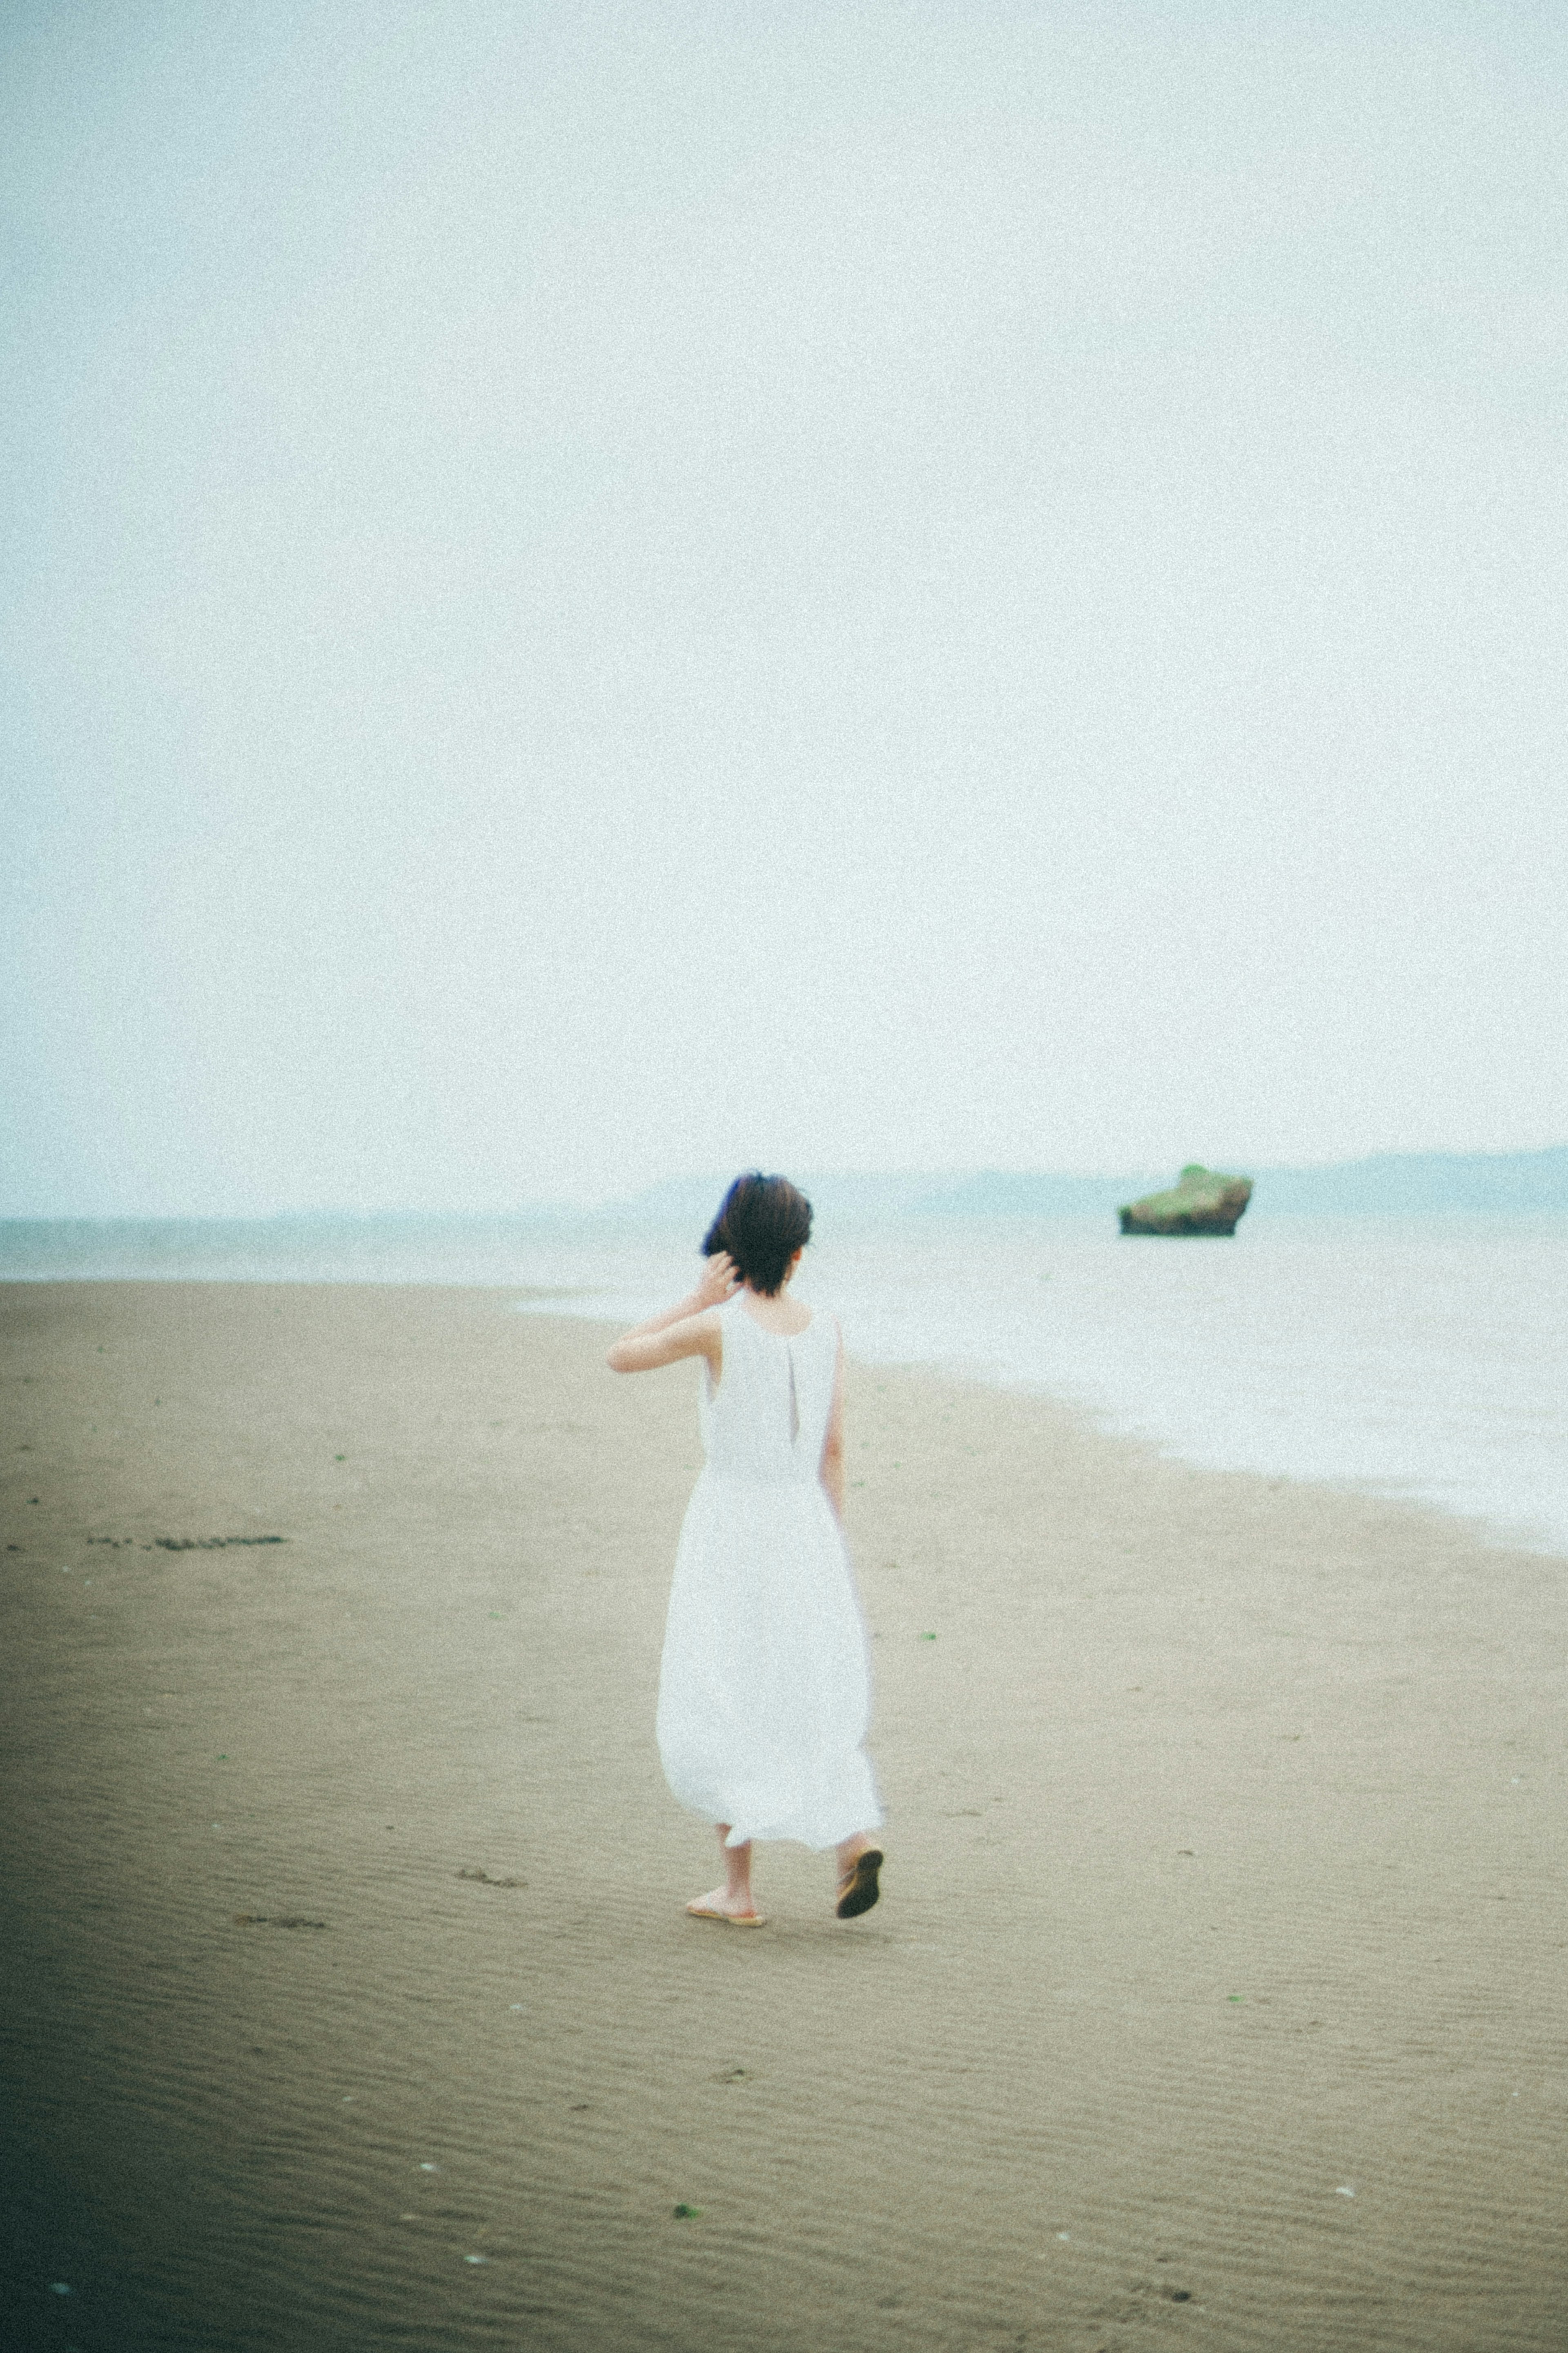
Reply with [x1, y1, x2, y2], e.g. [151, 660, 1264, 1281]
[4, 1, 1566, 1214]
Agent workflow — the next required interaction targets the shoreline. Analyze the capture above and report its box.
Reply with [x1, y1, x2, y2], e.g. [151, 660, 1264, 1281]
[10, 1231, 1566, 1562]
[2, 1282, 1564, 2351]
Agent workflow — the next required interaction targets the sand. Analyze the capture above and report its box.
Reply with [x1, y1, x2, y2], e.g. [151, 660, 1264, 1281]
[1, 1280, 1564, 2353]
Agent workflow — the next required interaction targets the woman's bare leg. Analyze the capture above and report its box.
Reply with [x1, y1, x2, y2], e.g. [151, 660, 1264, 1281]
[686, 1824, 761, 1921]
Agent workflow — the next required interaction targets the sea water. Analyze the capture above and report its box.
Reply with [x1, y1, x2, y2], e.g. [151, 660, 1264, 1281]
[4, 1211, 1566, 1555]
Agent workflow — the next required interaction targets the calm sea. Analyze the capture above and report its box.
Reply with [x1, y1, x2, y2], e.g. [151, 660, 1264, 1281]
[5, 1211, 1566, 1556]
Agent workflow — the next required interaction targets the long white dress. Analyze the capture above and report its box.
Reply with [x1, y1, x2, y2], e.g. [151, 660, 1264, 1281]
[656, 1293, 883, 1851]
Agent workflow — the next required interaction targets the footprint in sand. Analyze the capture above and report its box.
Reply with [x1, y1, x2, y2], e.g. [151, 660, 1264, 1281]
[456, 1868, 527, 1888]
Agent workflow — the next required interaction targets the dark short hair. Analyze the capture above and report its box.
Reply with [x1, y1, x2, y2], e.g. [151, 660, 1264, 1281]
[702, 1172, 813, 1296]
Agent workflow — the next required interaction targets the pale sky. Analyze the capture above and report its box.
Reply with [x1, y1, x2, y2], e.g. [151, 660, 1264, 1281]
[4, 2, 1566, 1215]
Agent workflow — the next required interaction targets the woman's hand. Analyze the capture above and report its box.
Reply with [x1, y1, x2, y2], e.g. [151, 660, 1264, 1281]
[691, 1251, 740, 1310]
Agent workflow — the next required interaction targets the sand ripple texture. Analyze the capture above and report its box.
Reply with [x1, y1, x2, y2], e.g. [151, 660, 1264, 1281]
[2, 1282, 1564, 2353]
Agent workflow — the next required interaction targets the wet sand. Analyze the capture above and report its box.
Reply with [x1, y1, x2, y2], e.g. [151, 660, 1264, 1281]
[1, 1281, 1564, 2352]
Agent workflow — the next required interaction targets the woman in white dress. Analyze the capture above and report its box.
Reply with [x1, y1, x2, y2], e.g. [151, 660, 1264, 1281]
[608, 1173, 884, 1927]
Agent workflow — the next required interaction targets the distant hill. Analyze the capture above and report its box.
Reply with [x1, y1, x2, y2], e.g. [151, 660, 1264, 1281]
[906, 1149, 1568, 1219]
[1247, 1146, 1568, 1217]
[611, 1148, 1568, 1225]
[900, 1171, 1155, 1219]
[612, 1171, 1029, 1225]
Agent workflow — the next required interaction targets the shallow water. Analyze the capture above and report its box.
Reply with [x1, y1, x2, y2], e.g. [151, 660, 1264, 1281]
[5, 1209, 1566, 1553]
[819, 1216, 1568, 1554]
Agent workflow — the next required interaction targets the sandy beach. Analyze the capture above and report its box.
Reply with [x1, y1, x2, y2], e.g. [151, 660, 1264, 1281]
[2, 1280, 1564, 2353]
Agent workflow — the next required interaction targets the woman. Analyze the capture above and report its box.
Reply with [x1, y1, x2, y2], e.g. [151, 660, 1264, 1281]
[607, 1172, 884, 1926]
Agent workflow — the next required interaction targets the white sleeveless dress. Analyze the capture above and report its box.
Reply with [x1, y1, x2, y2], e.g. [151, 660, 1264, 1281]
[656, 1294, 883, 1851]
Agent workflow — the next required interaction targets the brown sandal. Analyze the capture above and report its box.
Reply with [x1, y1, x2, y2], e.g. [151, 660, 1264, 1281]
[835, 1849, 883, 1919]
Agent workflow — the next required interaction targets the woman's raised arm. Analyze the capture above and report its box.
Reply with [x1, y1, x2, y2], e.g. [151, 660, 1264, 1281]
[606, 1252, 737, 1375]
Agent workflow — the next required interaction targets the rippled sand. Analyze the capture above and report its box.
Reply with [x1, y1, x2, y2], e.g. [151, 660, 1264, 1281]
[2, 1282, 1563, 2351]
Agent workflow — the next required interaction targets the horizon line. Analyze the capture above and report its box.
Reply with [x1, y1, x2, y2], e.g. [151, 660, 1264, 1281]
[3, 1140, 1566, 1225]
